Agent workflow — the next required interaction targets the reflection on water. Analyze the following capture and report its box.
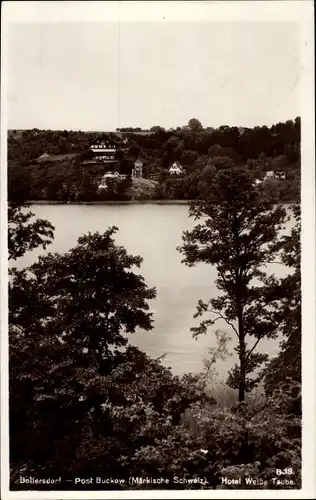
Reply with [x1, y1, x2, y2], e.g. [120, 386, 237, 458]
[15, 204, 293, 377]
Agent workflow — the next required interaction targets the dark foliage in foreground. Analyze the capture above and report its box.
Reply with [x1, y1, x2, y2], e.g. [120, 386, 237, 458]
[8, 203, 54, 260]
[9, 198, 301, 489]
[263, 205, 301, 395]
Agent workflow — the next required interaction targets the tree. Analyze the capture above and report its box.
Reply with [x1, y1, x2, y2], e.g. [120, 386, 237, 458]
[58, 136, 68, 154]
[8, 203, 55, 261]
[150, 126, 165, 132]
[116, 176, 133, 200]
[207, 156, 236, 171]
[261, 178, 280, 204]
[8, 119, 300, 204]
[9, 205, 302, 487]
[178, 166, 288, 402]
[128, 144, 141, 158]
[263, 205, 301, 396]
[119, 156, 134, 176]
[10, 227, 156, 364]
[187, 118, 203, 133]
[9, 227, 204, 485]
[8, 162, 32, 202]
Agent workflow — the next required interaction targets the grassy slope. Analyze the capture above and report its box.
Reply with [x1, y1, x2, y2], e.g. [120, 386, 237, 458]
[127, 178, 158, 199]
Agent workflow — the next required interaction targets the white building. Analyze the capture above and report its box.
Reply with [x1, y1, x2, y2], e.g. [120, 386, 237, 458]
[169, 161, 185, 175]
[90, 142, 116, 153]
[263, 170, 286, 181]
[98, 172, 126, 189]
[264, 170, 275, 180]
[37, 152, 50, 160]
[275, 170, 286, 180]
[89, 141, 118, 164]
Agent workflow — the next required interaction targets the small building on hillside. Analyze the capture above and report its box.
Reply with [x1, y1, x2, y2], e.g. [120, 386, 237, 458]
[83, 141, 118, 165]
[98, 171, 126, 190]
[36, 152, 77, 164]
[275, 170, 286, 180]
[263, 170, 286, 181]
[264, 170, 275, 180]
[37, 152, 50, 161]
[132, 158, 143, 179]
[169, 161, 185, 175]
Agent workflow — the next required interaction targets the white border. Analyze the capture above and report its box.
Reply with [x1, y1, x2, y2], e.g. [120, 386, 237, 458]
[1, 1, 315, 499]
[0, 0, 314, 23]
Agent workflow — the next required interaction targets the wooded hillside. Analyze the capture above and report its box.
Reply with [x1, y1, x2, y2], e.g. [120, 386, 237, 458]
[8, 117, 300, 202]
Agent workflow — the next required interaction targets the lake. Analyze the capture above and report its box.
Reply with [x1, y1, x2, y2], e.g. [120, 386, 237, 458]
[15, 203, 293, 379]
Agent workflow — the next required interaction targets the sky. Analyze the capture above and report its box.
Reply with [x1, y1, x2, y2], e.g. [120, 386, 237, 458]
[6, 10, 301, 131]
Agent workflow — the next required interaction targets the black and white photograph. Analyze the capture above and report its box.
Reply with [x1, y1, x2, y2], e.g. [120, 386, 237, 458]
[1, 1, 315, 498]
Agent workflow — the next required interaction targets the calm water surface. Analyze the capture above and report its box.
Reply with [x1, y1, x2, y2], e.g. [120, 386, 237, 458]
[15, 204, 292, 378]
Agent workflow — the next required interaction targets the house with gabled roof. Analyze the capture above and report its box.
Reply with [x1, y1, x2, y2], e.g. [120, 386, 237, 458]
[263, 170, 286, 182]
[275, 170, 286, 180]
[83, 141, 118, 165]
[169, 161, 185, 175]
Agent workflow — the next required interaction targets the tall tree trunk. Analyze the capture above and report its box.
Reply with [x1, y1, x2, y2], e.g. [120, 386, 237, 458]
[237, 304, 246, 403]
[239, 334, 246, 403]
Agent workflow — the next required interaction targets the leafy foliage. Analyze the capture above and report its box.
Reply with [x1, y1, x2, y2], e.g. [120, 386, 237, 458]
[9, 227, 163, 485]
[8, 203, 55, 260]
[10, 227, 156, 362]
[188, 118, 204, 133]
[263, 205, 301, 393]
[8, 177, 301, 489]
[8, 118, 300, 202]
[178, 166, 289, 401]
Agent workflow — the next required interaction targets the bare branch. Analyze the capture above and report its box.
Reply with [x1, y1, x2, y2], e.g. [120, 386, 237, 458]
[208, 309, 239, 338]
[246, 323, 282, 360]
[155, 353, 167, 362]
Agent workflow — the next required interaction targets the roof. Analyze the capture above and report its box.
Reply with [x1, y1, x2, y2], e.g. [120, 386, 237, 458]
[170, 162, 184, 170]
[102, 172, 120, 178]
[36, 153, 77, 163]
[90, 143, 116, 149]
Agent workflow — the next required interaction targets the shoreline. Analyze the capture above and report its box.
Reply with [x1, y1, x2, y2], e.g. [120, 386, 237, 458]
[22, 199, 299, 206]
[25, 199, 192, 206]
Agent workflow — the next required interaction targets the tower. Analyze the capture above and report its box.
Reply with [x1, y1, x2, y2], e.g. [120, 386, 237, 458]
[132, 158, 143, 178]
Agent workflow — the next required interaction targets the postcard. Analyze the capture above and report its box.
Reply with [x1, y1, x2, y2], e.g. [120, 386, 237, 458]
[1, 1, 315, 499]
